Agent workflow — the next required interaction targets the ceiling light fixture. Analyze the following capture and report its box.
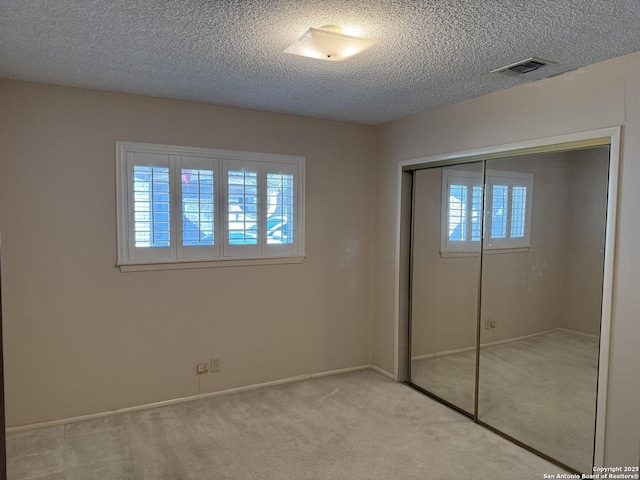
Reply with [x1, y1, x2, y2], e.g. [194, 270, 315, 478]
[284, 25, 378, 61]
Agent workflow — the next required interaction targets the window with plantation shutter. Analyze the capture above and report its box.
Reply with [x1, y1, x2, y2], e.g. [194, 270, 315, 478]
[178, 155, 219, 260]
[133, 165, 170, 247]
[441, 169, 532, 254]
[266, 171, 295, 245]
[116, 142, 304, 270]
[483, 172, 532, 249]
[223, 159, 259, 257]
[441, 170, 483, 253]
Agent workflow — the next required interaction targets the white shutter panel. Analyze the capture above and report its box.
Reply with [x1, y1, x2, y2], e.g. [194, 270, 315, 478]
[263, 162, 300, 257]
[485, 171, 532, 249]
[222, 159, 261, 257]
[176, 155, 221, 260]
[127, 152, 175, 262]
[441, 169, 482, 253]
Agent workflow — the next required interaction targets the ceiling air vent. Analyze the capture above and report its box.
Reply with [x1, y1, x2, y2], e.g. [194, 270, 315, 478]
[492, 57, 555, 77]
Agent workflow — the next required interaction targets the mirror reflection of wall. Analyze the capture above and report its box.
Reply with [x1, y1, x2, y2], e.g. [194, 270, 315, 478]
[408, 146, 610, 474]
[410, 162, 482, 415]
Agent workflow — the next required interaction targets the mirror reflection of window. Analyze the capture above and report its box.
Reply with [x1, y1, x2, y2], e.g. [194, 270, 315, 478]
[441, 169, 532, 254]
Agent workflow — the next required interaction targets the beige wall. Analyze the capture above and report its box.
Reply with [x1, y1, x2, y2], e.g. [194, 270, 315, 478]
[374, 51, 640, 467]
[481, 153, 576, 342]
[561, 148, 610, 335]
[0, 79, 376, 427]
[410, 166, 480, 356]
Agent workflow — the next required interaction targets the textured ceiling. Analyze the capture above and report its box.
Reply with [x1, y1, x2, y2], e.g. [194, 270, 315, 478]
[1, 1, 640, 125]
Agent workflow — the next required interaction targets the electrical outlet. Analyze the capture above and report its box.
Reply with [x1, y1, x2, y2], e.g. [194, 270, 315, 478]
[196, 363, 208, 374]
[210, 357, 221, 373]
[489, 320, 497, 329]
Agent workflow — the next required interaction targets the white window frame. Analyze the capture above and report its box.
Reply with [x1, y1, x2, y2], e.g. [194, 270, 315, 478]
[116, 142, 305, 271]
[440, 168, 533, 255]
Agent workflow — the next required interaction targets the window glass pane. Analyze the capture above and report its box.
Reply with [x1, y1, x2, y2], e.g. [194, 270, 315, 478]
[511, 186, 527, 238]
[182, 169, 214, 246]
[133, 166, 170, 247]
[471, 185, 483, 241]
[228, 170, 258, 245]
[491, 185, 508, 239]
[449, 185, 467, 241]
[266, 173, 294, 244]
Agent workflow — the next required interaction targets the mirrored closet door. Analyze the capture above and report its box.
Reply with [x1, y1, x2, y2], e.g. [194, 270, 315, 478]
[409, 162, 482, 415]
[408, 145, 611, 474]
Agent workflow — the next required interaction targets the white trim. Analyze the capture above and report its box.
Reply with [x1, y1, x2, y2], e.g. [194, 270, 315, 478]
[594, 126, 620, 467]
[370, 364, 395, 380]
[117, 141, 305, 165]
[411, 328, 582, 361]
[392, 164, 404, 381]
[556, 327, 600, 340]
[309, 365, 371, 379]
[119, 255, 305, 272]
[394, 126, 620, 467]
[6, 365, 373, 433]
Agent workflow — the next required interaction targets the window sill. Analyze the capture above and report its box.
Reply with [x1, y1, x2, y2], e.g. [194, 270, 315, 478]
[118, 255, 305, 272]
[440, 247, 530, 258]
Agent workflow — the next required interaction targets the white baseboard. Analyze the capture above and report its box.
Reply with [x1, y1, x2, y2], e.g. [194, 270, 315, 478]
[6, 364, 374, 434]
[556, 327, 599, 339]
[370, 364, 395, 380]
[411, 346, 474, 361]
[309, 365, 370, 379]
[478, 328, 558, 350]
[410, 328, 572, 361]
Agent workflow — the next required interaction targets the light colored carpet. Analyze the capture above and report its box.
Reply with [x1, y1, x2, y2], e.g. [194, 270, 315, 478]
[411, 329, 598, 473]
[6, 370, 564, 480]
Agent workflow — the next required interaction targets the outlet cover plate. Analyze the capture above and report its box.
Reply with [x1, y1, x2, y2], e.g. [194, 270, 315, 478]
[196, 363, 208, 374]
[210, 357, 221, 373]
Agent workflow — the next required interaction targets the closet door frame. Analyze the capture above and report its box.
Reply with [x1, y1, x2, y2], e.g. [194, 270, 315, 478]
[394, 126, 621, 468]
[0, 236, 6, 479]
